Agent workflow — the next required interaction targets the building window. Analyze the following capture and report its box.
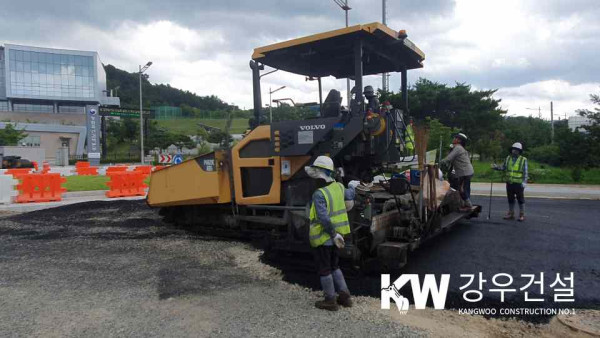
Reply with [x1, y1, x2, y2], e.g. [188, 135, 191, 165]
[13, 102, 54, 113]
[19, 135, 41, 147]
[58, 105, 84, 114]
[0, 101, 8, 111]
[8, 49, 95, 99]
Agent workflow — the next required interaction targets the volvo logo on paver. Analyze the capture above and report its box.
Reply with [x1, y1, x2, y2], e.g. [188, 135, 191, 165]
[299, 124, 326, 131]
[381, 274, 450, 314]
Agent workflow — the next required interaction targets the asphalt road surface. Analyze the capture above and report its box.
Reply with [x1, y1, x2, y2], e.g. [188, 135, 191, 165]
[0, 196, 598, 336]
[276, 196, 600, 321]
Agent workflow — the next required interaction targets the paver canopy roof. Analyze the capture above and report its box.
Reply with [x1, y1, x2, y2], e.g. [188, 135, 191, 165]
[252, 22, 425, 78]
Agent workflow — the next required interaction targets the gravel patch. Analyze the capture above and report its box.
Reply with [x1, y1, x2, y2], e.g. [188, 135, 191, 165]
[0, 201, 424, 337]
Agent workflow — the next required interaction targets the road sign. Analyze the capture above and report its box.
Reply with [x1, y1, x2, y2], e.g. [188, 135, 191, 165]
[159, 154, 173, 164]
[99, 107, 151, 117]
[173, 154, 184, 164]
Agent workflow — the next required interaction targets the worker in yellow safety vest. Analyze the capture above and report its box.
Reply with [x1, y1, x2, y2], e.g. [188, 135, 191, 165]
[492, 142, 528, 221]
[305, 155, 355, 311]
[405, 118, 415, 155]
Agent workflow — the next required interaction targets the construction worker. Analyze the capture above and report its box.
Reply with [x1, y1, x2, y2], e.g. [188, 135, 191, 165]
[440, 133, 474, 211]
[492, 142, 528, 221]
[445, 144, 460, 191]
[304, 155, 354, 311]
[405, 118, 415, 155]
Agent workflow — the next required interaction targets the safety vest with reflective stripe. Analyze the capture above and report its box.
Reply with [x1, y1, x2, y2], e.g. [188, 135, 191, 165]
[405, 124, 415, 151]
[309, 182, 351, 248]
[504, 155, 526, 184]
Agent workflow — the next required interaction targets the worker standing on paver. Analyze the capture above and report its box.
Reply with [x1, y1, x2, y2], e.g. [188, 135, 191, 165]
[440, 133, 474, 211]
[405, 118, 415, 155]
[492, 142, 528, 221]
[304, 155, 354, 311]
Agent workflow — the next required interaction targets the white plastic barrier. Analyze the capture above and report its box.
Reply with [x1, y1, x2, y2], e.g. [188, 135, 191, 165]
[0, 175, 19, 204]
[48, 166, 76, 177]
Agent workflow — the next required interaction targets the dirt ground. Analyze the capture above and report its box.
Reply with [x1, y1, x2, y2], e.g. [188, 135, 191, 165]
[0, 200, 595, 337]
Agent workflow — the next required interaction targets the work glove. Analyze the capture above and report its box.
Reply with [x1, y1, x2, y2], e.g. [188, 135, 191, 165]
[333, 233, 345, 249]
[348, 180, 360, 190]
[521, 182, 526, 189]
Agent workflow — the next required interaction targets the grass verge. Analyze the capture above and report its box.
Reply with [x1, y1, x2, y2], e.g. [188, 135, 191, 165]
[63, 175, 151, 192]
[156, 118, 249, 134]
[64, 176, 110, 191]
[472, 160, 600, 184]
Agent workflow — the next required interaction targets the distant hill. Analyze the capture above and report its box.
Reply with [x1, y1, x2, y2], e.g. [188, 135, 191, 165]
[104, 64, 237, 114]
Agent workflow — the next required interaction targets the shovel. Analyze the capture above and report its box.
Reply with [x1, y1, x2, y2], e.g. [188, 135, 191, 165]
[487, 179, 493, 220]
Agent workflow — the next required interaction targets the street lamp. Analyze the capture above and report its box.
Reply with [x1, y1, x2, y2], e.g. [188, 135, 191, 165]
[333, 0, 351, 108]
[269, 85, 286, 123]
[139, 61, 152, 164]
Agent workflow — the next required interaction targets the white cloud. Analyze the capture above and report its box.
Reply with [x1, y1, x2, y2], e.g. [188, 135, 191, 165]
[496, 80, 599, 119]
[2, 0, 598, 116]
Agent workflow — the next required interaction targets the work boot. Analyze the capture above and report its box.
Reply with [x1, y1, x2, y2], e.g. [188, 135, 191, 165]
[503, 211, 514, 220]
[460, 206, 472, 213]
[337, 291, 353, 308]
[315, 297, 339, 311]
[518, 212, 525, 222]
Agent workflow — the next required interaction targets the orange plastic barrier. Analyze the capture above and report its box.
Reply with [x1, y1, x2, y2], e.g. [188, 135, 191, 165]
[75, 161, 98, 175]
[41, 162, 51, 174]
[105, 166, 128, 175]
[105, 172, 147, 198]
[15, 173, 67, 203]
[133, 165, 153, 176]
[77, 167, 98, 175]
[6, 168, 33, 178]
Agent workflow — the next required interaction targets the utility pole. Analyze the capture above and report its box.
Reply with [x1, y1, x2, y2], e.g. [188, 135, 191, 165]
[139, 61, 152, 164]
[550, 101, 554, 144]
[333, 0, 351, 108]
[382, 0, 388, 92]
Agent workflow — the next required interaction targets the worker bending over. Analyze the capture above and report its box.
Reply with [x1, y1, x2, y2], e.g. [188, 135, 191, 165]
[440, 133, 474, 211]
[305, 156, 354, 311]
[492, 142, 528, 221]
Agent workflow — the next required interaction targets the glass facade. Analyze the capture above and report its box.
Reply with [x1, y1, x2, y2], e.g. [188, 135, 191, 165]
[19, 135, 41, 147]
[0, 48, 6, 98]
[0, 101, 8, 111]
[58, 104, 85, 114]
[8, 49, 95, 99]
[13, 102, 54, 113]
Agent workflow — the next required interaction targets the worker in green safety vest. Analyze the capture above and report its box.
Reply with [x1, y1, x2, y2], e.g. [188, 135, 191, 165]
[404, 118, 415, 155]
[492, 142, 528, 221]
[304, 155, 355, 311]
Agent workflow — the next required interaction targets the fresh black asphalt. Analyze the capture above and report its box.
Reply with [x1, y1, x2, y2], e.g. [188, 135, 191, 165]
[276, 196, 600, 321]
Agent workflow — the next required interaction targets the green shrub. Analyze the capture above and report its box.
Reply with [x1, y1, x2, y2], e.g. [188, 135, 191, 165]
[528, 144, 561, 166]
[571, 167, 583, 182]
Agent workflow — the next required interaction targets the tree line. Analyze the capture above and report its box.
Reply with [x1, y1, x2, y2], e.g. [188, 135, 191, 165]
[104, 64, 240, 117]
[380, 79, 600, 170]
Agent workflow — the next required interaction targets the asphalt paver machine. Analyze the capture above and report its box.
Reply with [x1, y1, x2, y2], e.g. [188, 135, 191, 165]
[147, 23, 481, 271]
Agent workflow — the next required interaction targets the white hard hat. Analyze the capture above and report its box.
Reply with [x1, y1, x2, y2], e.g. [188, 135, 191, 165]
[511, 142, 523, 151]
[455, 133, 468, 141]
[311, 155, 334, 172]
